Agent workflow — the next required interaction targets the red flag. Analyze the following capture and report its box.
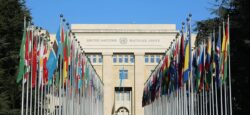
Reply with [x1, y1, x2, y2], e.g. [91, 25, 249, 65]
[61, 27, 64, 42]
[32, 36, 37, 88]
[178, 33, 184, 87]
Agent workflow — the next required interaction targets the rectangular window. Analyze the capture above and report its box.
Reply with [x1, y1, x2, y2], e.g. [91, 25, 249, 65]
[150, 55, 155, 63]
[126, 91, 130, 101]
[116, 91, 120, 101]
[130, 55, 134, 63]
[113, 55, 117, 63]
[119, 55, 123, 63]
[145, 55, 149, 63]
[88, 55, 92, 63]
[119, 70, 128, 79]
[124, 55, 128, 63]
[98, 55, 102, 63]
[121, 92, 124, 101]
[156, 55, 160, 63]
[93, 55, 96, 63]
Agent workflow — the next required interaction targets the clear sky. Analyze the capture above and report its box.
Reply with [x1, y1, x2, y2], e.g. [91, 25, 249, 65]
[26, 0, 215, 33]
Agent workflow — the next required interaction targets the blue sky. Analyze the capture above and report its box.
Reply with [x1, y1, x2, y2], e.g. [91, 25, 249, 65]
[26, 0, 216, 33]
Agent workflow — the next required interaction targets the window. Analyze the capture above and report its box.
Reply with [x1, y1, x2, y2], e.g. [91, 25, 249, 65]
[130, 55, 134, 63]
[93, 55, 96, 63]
[150, 55, 155, 63]
[124, 55, 128, 63]
[156, 55, 160, 63]
[119, 70, 128, 79]
[116, 91, 120, 101]
[121, 92, 124, 101]
[98, 55, 102, 63]
[145, 55, 149, 63]
[126, 91, 130, 101]
[113, 55, 117, 63]
[119, 55, 123, 63]
[88, 55, 92, 63]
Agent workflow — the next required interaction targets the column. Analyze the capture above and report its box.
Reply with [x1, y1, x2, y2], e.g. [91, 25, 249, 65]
[102, 52, 114, 115]
[134, 52, 145, 115]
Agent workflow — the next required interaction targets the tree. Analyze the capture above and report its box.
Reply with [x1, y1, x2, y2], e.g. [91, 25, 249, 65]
[0, 0, 31, 114]
[195, 0, 250, 114]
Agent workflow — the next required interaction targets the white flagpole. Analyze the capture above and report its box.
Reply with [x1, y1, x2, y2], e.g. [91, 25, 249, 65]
[209, 82, 212, 115]
[205, 89, 208, 115]
[220, 80, 223, 115]
[51, 74, 56, 115]
[197, 93, 199, 115]
[25, 24, 30, 115]
[40, 81, 42, 115]
[200, 91, 203, 115]
[36, 30, 41, 115]
[29, 26, 34, 115]
[212, 77, 215, 115]
[224, 81, 227, 115]
[21, 16, 26, 115]
[227, 15, 233, 115]
[215, 81, 218, 115]
[212, 30, 215, 115]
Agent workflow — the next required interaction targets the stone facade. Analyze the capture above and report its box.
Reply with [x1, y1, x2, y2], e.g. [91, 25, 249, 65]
[71, 24, 195, 115]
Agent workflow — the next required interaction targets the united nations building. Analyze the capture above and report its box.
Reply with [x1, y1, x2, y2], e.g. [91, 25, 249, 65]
[71, 24, 195, 115]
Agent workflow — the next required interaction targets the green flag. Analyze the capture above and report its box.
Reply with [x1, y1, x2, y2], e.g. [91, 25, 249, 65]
[16, 26, 26, 83]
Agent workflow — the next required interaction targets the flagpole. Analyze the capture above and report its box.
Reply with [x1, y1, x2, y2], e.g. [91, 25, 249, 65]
[212, 76, 214, 115]
[212, 30, 215, 115]
[227, 15, 233, 115]
[59, 15, 64, 115]
[224, 79, 228, 115]
[35, 28, 41, 115]
[25, 22, 31, 115]
[215, 81, 218, 115]
[21, 16, 26, 115]
[29, 24, 34, 115]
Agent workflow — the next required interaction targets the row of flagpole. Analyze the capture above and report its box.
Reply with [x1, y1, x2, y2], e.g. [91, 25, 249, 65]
[17, 15, 104, 115]
[142, 14, 232, 115]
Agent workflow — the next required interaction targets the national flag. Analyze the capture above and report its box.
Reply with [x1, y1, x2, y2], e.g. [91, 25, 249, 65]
[183, 41, 190, 82]
[47, 26, 61, 82]
[215, 26, 221, 87]
[38, 39, 45, 87]
[161, 56, 168, 95]
[178, 30, 185, 87]
[205, 35, 212, 90]
[63, 30, 69, 83]
[17, 24, 27, 83]
[32, 35, 37, 88]
[199, 43, 205, 91]
[221, 20, 229, 84]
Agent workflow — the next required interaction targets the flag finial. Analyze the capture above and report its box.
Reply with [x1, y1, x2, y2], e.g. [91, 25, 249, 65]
[189, 13, 192, 18]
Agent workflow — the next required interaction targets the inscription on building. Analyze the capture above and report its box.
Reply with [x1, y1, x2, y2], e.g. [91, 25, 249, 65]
[86, 38, 160, 45]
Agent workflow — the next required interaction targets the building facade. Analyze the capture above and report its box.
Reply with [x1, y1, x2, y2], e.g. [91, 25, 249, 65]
[71, 24, 183, 115]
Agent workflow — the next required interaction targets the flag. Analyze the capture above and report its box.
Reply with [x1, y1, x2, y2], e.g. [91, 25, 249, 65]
[32, 35, 37, 88]
[38, 39, 45, 87]
[183, 41, 190, 82]
[47, 42, 57, 82]
[221, 20, 229, 84]
[199, 43, 205, 91]
[215, 26, 221, 87]
[178, 30, 185, 87]
[63, 30, 69, 83]
[205, 35, 212, 90]
[17, 25, 27, 83]
[161, 56, 169, 95]
[192, 48, 199, 92]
